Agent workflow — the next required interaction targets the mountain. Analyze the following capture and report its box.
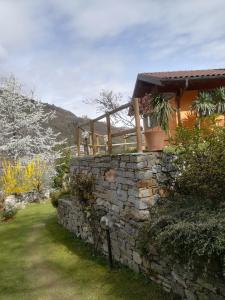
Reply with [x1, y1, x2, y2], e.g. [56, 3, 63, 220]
[43, 102, 111, 145]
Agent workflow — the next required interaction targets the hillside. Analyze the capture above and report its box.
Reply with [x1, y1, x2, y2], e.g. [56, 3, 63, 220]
[43, 102, 113, 145]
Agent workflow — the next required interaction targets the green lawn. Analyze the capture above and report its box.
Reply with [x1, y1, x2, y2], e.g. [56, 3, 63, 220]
[0, 202, 171, 300]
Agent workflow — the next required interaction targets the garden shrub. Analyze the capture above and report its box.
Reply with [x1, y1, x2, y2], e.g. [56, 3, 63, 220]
[50, 148, 72, 208]
[140, 125, 225, 278]
[53, 148, 71, 190]
[71, 173, 103, 253]
[71, 173, 96, 204]
[50, 190, 70, 208]
[171, 125, 225, 205]
[1, 157, 47, 195]
[139, 196, 225, 277]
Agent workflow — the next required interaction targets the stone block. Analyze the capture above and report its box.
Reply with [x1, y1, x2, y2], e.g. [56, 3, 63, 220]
[135, 197, 153, 210]
[152, 165, 162, 173]
[156, 173, 168, 183]
[136, 178, 157, 188]
[117, 177, 135, 186]
[128, 188, 139, 197]
[120, 162, 126, 168]
[133, 251, 142, 265]
[111, 205, 120, 214]
[124, 171, 135, 178]
[135, 170, 153, 180]
[138, 188, 153, 198]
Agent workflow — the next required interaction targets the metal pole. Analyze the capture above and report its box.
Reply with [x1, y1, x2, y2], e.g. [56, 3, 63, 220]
[106, 228, 113, 269]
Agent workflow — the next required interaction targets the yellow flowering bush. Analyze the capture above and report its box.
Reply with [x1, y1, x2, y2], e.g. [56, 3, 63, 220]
[1, 157, 47, 195]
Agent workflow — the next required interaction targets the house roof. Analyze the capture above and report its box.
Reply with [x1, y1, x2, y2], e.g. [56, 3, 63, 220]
[140, 69, 225, 80]
[130, 68, 225, 116]
[133, 68, 225, 98]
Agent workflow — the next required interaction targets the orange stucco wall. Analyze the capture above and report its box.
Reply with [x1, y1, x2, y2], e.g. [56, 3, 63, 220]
[179, 90, 198, 127]
[144, 90, 223, 151]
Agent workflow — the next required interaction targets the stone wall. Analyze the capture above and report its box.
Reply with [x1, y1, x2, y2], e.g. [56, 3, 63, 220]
[57, 153, 225, 300]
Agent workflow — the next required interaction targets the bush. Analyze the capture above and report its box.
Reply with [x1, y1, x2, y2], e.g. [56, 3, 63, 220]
[53, 148, 71, 190]
[71, 173, 95, 204]
[50, 190, 70, 208]
[171, 125, 225, 205]
[139, 196, 225, 277]
[1, 157, 48, 195]
[140, 125, 225, 278]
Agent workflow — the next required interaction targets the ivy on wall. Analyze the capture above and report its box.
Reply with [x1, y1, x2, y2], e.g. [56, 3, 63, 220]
[71, 173, 104, 254]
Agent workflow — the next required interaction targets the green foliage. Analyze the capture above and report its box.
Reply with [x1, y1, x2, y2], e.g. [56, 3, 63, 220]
[191, 87, 225, 119]
[50, 190, 70, 208]
[192, 91, 215, 117]
[140, 125, 225, 278]
[150, 94, 175, 132]
[171, 125, 225, 204]
[53, 148, 71, 190]
[212, 87, 225, 114]
[71, 173, 102, 253]
[71, 173, 96, 204]
[139, 196, 225, 277]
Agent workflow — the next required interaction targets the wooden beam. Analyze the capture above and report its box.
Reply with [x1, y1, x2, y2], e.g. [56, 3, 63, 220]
[106, 114, 112, 154]
[111, 128, 136, 138]
[134, 98, 143, 153]
[90, 121, 96, 155]
[76, 127, 81, 156]
[108, 102, 131, 115]
[79, 102, 132, 127]
[96, 134, 100, 154]
[176, 89, 182, 126]
[124, 135, 127, 152]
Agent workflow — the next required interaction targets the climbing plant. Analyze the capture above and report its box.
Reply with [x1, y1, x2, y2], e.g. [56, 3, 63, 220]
[71, 173, 103, 253]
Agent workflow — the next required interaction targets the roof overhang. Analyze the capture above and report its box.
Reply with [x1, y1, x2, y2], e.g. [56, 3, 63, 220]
[132, 74, 225, 98]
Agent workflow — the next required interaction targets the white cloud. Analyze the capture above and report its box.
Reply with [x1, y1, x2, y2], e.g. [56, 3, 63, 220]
[0, 0, 225, 118]
[50, 0, 158, 39]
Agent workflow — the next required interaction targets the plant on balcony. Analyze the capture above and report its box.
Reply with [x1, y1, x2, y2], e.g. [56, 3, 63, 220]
[191, 87, 225, 127]
[150, 94, 175, 132]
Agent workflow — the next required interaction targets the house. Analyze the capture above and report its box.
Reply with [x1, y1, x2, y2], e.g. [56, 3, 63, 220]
[131, 69, 225, 151]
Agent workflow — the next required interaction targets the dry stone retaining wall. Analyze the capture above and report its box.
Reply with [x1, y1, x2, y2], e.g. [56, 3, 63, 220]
[57, 152, 225, 300]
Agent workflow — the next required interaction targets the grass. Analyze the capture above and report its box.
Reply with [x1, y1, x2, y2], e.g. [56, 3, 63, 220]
[0, 202, 171, 300]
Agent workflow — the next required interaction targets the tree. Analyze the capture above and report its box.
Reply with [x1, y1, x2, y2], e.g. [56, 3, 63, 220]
[0, 75, 63, 161]
[85, 90, 134, 128]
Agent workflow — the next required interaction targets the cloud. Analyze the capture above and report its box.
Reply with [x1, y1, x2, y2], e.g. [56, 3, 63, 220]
[0, 0, 225, 118]
[50, 0, 157, 39]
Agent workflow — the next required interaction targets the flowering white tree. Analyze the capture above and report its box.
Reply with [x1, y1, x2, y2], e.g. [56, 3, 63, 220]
[0, 75, 64, 161]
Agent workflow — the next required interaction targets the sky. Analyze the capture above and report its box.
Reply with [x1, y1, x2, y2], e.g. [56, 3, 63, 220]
[1, 0, 225, 118]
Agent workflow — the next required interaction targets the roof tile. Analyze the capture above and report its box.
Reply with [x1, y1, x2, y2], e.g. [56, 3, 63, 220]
[141, 69, 225, 80]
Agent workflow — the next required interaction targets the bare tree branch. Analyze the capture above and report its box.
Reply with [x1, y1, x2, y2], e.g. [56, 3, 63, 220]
[85, 90, 134, 128]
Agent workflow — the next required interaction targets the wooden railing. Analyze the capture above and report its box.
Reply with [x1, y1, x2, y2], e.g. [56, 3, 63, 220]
[76, 98, 143, 156]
